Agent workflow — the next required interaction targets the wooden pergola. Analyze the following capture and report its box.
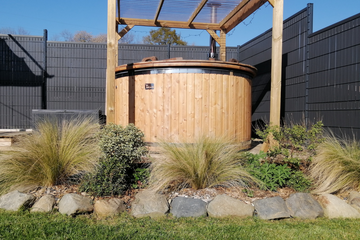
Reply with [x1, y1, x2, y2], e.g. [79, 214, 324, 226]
[106, 0, 283, 128]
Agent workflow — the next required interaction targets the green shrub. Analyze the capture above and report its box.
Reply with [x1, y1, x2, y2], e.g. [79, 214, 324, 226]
[244, 152, 312, 192]
[310, 133, 360, 194]
[149, 136, 261, 192]
[131, 166, 150, 189]
[256, 121, 324, 156]
[79, 124, 148, 196]
[0, 117, 100, 194]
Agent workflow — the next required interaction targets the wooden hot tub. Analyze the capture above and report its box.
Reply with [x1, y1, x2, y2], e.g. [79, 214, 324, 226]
[115, 59, 256, 146]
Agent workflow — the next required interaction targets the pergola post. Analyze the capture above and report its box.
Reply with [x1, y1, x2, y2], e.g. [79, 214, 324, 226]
[106, 0, 117, 124]
[269, 0, 283, 127]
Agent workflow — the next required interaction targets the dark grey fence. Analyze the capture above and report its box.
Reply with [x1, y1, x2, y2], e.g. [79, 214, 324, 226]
[1, 4, 359, 139]
[239, 4, 360, 138]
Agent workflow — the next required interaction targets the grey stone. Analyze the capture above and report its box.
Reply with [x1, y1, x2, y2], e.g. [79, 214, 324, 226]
[253, 196, 290, 220]
[170, 197, 207, 218]
[58, 193, 93, 216]
[317, 194, 360, 218]
[207, 194, 254, 218]
[94, 198, 126, 217]
[31, 195, 55, 213]
[131, 189, 169, 218]
[0, 190, 35, 211]
[285, 193, 324, 219]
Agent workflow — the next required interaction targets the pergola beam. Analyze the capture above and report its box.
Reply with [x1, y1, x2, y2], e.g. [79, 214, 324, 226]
[119, 18, 220, 30]
[116, 24, 134, 41]
[219, 0, 251, 27]
[154, 0, 165, 24]
[187, 0, 208, 26]
[221, 0, 267, 33]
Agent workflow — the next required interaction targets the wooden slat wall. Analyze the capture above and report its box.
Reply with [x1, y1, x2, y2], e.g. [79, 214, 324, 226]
[115, 72, 252, 144]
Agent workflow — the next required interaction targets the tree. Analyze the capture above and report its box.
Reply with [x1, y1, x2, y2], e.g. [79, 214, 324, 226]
[0, 27, 30, 35]
[143, 27, 187, 45]
[56, 30, 136, 44]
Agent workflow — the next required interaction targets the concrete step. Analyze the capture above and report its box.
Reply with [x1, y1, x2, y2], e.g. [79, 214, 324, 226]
[0, 138, 12, 147]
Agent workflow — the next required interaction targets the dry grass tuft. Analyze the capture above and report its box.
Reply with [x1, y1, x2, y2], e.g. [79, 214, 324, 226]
[309, 132, 360, 194]
[0, 117, 101, 194]
[148, 136, 260, 192]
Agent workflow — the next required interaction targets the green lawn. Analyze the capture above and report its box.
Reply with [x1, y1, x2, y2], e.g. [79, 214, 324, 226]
[1, 210, 359, 239]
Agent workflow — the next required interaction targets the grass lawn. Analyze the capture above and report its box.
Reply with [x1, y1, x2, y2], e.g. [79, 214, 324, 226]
[1, 210, 359, 239]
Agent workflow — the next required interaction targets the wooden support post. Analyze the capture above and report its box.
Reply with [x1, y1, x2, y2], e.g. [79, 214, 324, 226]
[206, 29, 227, 61]
[269, 0, 283, 127]
[106, 0, 117, 124]
[220, 30, 226, 61]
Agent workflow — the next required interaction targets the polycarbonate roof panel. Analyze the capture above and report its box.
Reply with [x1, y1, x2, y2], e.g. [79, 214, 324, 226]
[158, 0, 203, 22]
[194, 0, 242, 23]
[120, 0, 159, 19]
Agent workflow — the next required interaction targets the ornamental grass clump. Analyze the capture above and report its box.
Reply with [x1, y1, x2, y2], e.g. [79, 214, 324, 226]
[310, 132, 360, 194]
[0, 117, 100, 194]
[149, 136, 260, 192]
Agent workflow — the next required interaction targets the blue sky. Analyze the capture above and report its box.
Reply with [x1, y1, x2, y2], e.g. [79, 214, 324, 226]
[1, 1, 359, 46]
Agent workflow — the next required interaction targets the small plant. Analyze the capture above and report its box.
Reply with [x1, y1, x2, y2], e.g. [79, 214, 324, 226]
[309, 133, 360, 194]
[242, 188, 254, 197]
[131, 166, 150, 189]
[149, 136, 261, 192]
[244, 152, 312, 192]
[0, 117, 100, 194]
[79, 124, 148, 196]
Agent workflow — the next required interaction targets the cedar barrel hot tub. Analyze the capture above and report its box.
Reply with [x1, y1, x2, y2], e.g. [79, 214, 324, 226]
[115, 59, 256, 147]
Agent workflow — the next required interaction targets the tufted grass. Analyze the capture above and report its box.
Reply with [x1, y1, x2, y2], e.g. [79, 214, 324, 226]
[309, 132, 360, 194]
[0, 117, 101, 194]
[0, 210, 360, 239]
[149, 136, 261, 192]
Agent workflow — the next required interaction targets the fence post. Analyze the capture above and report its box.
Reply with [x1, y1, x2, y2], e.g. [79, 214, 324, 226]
[42, 29, 48, 109]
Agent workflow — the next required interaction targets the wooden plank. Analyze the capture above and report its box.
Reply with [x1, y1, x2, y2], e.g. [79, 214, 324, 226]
[221, 0, 267, 34]
[219, 0, 251, 27]
[186, 73, 195, 142]
[187, 0, 208, 26]
[219, 30, 226, 61]
[245, 78, 252, 140]
[179, 74, 187, 141]
[164, 73, 172, 140]
[144, 75, 151, 142]
[267, 0, 275, 7]
[201, 73, 210, 137]
[206, 30, 220, 43]
[270, 0, 283, 127]
[128, 75, 135, 124]
[223, 74, 229, 139]
[229, 73, 235, 139]
[154, 0, 165, 24]
[106, 0, 117, 123]
[234, 75, 241, 141]
[149, 74, 155, 142]
[170, 73, 180, 141]
[215, 74, 223, 137]
[155, 74, 164, 141]
[209, 72, 216, 136]
[117, 25, 134, 41]
[135, 74, 142, 128]
[119, 18, 220, 30]
[194, 73, 203, 138]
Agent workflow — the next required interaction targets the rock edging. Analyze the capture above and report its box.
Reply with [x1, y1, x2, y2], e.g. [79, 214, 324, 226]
[1, 190, 360, 220]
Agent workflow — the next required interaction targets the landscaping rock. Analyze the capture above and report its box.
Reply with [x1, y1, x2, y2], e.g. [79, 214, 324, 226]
[317, 194, 360, 218]
[348, 191, 360, 213]
[31, 195, 55, 213]
[0, 190, 35, 211]
[58, 193, 93, 216]
[131, 189, 169, 218]
[285, 193, 324, 219]
[94, 198, 126, 217]
[253, 196, 290, 220]
[207, 194, 254, 218]
[170, 197, 207, 218]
